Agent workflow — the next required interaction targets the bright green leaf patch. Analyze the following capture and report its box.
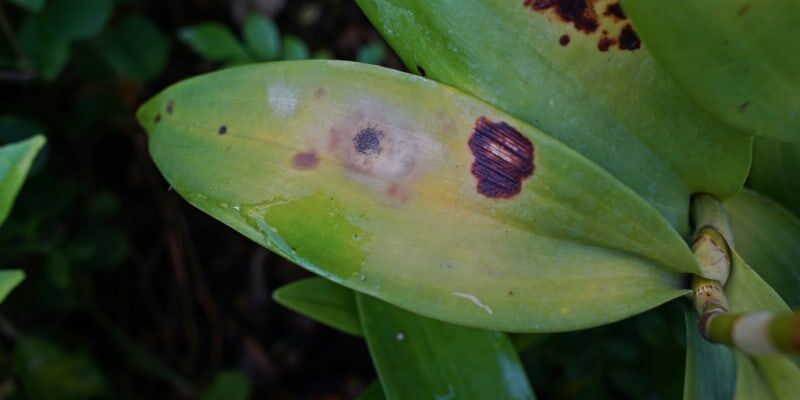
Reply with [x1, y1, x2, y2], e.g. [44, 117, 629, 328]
[138, 61, 694, 332]
[356, 0, 752, 235]
[243, 14, 281, 61]
[0, 270, 25, 303]
[0, 135, 46, 225]
[179, 23, 251, 64]
[357, 293, 535, 399]
[621, 0, 800, 143]
[273, 277, 362, 337]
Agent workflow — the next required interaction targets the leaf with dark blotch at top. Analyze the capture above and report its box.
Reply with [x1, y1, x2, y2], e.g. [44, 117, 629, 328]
[621, 0, 800, 143]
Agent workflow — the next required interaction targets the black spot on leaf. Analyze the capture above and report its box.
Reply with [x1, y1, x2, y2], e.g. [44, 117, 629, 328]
[468, 117, 535, 199]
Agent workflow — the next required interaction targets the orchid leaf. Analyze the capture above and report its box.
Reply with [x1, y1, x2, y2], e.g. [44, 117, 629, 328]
[621, 0, 800, 142]
[356, 0, 752, 234]
[683, 306, 735, 400]
[724, 190, 800, 308]
[273, 277, 362, 337]
[357, 293, 535, 399]
[748, 138, 800, 216]
[1, 135, 46, 225]
[137, 61, 694, 332]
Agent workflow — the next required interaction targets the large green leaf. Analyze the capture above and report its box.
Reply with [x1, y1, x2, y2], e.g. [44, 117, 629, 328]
[683, 306, 735, 400]
[273, 277, 362, 336]
[621, 0, 800, 143]
[0, 135, 46, 225]
[726, 252, 800, 400]
[748, 138, 800, 215]
[724, 190, 800, 308]
[356, 0, 751, 234]
[357, 293, 535, 399]
[138, 61, 695, 332]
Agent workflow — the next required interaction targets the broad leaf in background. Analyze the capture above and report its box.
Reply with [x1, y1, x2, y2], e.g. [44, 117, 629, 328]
[748, 138, 800, 216]
[19, 15, 69, 80]
[243, 14, 282, 61]
[0, 270, 25, 303]
[0, 135, 45, 225]
[201, 370, 251, 400]
[356, 0, 752, 235]
[137, 61, 694, 332]
[179, 23, 251, 64]
[14, 336, 108, 400]
[38, 0, 112, 41]
[683, 307, 735, 400]
[621, 0, 800, 143]
[282, 35, 309, 60]
[726, 252, 800, 400]
[357, 293, 535, 399]
[99, 15, 171, 81]
[273, 277, 362, 337]
[724, 190, 800, 308]
[8, 0, 46, 12]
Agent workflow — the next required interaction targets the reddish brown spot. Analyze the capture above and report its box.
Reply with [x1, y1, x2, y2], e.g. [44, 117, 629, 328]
[468, 117, 535, 199]
[603, 3, 626, 19]
[292, 150, 320, 170]
[166, 101, 174, 115]
[617, 24, 640, 50]
[598, 36, 615, 51]
[559, 34, 571, 46]
[315, 88, 325, 98]
[524, 0, 599, 33]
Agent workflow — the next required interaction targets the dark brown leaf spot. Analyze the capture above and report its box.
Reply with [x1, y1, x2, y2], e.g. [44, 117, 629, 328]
[617, 24, 640, 50]
[524, 0, 599, 33]
[469, 117, 535, 199]
[559, 34, 571, 46]
[292, 150, 320, 170]
[218, 125, 227, 135]
[603, 3, 626, 19]
[315, 88, 325, 98]
[166, 100, 174, 115]
[598, 36, 614, 51]
[154, 113, 162, 123]
[353, 126, 383, 156]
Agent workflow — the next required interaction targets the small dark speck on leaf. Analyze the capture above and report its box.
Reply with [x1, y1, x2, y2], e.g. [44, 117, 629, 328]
[598, 37, 614, 51]
[508, 290, 514, 295]
[559, 34, 571, 46]
[417, 65, 427, 76]
[315, 88, 325, 98]
[154, 113, 161, 123]
[218, 125, 227, 135]
[166, 101, 174, 115]
[292, 150, 320, 170]
[739, 102, 750, 112]
[738, 4, 751, 16]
